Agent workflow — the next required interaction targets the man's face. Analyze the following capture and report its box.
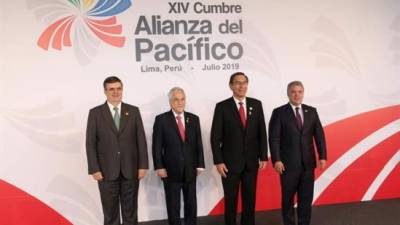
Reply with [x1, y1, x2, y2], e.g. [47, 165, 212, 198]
[170, 91, 185, 114]
[229, 74, 248, 99]
[104, 82, 123, 104]
[287, 85, 304, 106]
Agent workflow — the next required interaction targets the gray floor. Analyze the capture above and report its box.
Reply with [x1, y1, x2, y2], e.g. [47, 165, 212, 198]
[139, 198, 400, 225]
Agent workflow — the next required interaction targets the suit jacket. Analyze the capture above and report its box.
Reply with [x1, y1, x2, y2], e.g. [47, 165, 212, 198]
[210, 97, 268, 173]
[152, 110, 205, 182]
[86, 102, 149, 180]
[268, 103, 327, 171]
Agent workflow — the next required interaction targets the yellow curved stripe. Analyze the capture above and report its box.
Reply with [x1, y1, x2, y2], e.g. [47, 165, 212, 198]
[83, 0, 95, 10]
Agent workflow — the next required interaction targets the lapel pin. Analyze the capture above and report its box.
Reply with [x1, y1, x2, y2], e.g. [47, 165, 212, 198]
[249, 107, 253, 115]
[304, 109, 308, 113]
[125, 112, 129, 116]
[186, 117, 190, 123]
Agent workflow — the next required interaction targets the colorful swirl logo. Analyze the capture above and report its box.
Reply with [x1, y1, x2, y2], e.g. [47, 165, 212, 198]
[27, 0, 132, 65]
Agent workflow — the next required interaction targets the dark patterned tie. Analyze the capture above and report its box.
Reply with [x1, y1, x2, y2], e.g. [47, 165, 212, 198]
[295, 107, 303, 129]
[239, 102, 246, 128]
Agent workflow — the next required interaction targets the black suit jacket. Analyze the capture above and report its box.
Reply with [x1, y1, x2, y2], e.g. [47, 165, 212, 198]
[152, 110, 205, 182]
[210, 97, 268, 173]
[268, 103, 327, 171]
[86, 102, 149, 180]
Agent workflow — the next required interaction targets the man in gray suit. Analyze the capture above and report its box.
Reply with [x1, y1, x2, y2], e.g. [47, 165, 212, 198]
[86, 76, 149, 225]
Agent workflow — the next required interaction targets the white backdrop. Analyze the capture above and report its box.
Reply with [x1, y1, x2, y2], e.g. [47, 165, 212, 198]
[1, 0, 399, 224]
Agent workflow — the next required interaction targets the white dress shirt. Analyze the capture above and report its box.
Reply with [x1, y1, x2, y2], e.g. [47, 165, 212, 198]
[107, 101, 122, 118]
[233, 96, 247, 118]
[172, 110, 185, 129]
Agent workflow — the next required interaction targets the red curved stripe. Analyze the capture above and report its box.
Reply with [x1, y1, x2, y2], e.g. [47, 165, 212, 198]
[37, 16, 73, 50]
[314, 132, 400, 205]
[87, 19, 123, 35]
[86, 23, 125, 47]
[209, 104, 400, 215]
[315, 105, 400, 179]
[373, 162, 400, 200]
[86, 16, 117, 26]
[63, 19, 73, 47]
[52, 18, 74, 50]
[0, 179, 72, 225]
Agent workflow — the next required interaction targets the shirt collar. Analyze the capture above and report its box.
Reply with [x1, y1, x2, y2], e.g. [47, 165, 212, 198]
[289, 102, 302, 111]
[172, 110, 185, 119]
[107, 101, 122, 111]
[233, 96, 246, 106]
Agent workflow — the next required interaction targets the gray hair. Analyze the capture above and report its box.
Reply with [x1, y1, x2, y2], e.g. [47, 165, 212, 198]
[287, 80, 304, 93]
[168, 87, 185, 100]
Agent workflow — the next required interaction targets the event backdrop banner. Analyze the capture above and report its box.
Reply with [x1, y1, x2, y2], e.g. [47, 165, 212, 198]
[1, 0, 399, 224]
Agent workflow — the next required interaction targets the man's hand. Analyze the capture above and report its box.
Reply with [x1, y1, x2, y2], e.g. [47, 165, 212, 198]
[156, 169, 168, 178]
[318, 160, 327, 170]
[274, 161, 285, 175]
[216, 163, 228, 178]
[197, 168, 204, 176]
[259, 160, 267, 170]
[92, 171, 103, 181]
[138, 169, 147, 179]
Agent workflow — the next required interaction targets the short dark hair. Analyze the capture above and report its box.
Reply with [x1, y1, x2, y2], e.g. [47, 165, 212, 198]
[287, 81, 304, 95]
[103, 76, 123, 89]
[229, 72, 249, 84]
[287, 80, 304, 91]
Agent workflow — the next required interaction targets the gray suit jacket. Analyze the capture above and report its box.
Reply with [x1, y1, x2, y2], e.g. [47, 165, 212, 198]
[86, 102, 149, 180]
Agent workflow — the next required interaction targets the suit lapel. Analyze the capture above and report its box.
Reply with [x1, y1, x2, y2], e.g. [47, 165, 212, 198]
[246, 99, 254, 130]
[119, 103, 129, 134]
[286, 103, 301, 133]
[101, 102, 118, 135]
[168, 110, 183, 142]
[184, 113, 190, 142]
[302, 105, 310, 131]
[230, 97, 245, 131]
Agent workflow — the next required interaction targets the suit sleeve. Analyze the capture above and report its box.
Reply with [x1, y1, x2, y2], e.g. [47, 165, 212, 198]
[86, 109, 100, 174]
[268, 108, 282, 164]
[195, 116, 205, 168]
[210, 103, 224, 164]
[258, 102, 268, 161]
[152, 116, 164, 170]
[135, 108, 149, 169]
[313, 109, 327, 160]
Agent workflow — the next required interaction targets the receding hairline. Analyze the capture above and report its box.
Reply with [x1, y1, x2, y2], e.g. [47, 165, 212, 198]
[287, 81, 304, 90]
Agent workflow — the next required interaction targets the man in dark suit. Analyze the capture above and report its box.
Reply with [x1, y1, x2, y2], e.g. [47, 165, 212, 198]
[268, 81, 327, 225]
[210, 72, 268, 225]
[86, 76, 149, 225]
[152, 87, 205, 225]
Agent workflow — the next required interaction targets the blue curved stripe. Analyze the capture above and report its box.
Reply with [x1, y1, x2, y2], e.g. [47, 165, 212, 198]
[88, 0, 109, 13]
[88, 0, 131, 17]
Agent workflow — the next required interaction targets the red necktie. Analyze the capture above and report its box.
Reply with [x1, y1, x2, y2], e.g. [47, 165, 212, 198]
[295, 107, 303, 129]
[239, 102, 246, 128]
[176, 115, 185, 141]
